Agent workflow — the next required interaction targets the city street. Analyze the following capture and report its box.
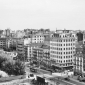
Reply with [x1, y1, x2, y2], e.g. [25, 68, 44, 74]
[25, 66, 85, 85]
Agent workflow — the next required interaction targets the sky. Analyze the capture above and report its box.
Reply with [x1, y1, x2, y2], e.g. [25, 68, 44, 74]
[0, 0, 85, 31]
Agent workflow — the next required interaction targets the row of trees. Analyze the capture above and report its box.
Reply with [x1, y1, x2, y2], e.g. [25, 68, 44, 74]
[0, 56, 25, 76]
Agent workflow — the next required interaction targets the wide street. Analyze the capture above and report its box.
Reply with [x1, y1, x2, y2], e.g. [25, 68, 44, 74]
[25, 66, 85, 85]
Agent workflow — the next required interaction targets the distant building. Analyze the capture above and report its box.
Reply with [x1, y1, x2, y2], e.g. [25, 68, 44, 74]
[74, 42, 85, 76]
[76, 32, 83, 42]
[50, 30, 76, 70]
[0, 38, 7, 49]
[5, 29, 11, 37]
[29, 32, 44, 43]
[15, 30, 25, 38]
[16, 38, 26, 61]
[27, 43, 43, 62]
[33, 44, 50, 67]
[83, 32, 85, 44]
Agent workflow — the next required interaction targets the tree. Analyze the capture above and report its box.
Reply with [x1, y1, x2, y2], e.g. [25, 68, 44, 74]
[1, 59, 25, 76]
[0, 57, 7, 69]
[13, 61, 25, 75]
[2, 61, 14, 75]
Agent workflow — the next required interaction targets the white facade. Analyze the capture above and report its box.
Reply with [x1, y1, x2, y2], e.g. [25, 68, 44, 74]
[31, 33, 44, 43]
[74, 56, 84, 73]
[24, 33, 44, 45]
[50, 30, 76, 68]
[15, 30, 25, 38]
[83, 33, 85, 44]
[24, 38, 31, 45]
[27, 44, 38, 60]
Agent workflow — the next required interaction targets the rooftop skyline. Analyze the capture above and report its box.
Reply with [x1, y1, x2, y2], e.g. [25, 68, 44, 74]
[0, 0, 85, 31]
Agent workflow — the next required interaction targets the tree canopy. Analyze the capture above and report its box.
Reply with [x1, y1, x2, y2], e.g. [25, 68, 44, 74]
[0, 56, 25, 76]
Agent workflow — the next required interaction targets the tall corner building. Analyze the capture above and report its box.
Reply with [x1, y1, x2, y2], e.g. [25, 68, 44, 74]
[50, 30, 76, 70]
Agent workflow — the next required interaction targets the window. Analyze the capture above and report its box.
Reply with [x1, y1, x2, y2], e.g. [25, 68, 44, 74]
[71, 43, 72, 46]
[71, 47, 72, 50]
[66, 52, 68, 54]
[69, 39, 70, 42]
[71, 39, 72, 42]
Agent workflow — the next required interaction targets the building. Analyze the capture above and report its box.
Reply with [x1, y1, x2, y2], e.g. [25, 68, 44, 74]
[15, 30, 25, 38]
[74, 42, 85, 76]
[33, 44, 50, 67]
[28, 32, 44, 43]
[16, 38, 26, 61]
[50, 30, 76, 70]
[27, 43, 43, 62]
[5, 28, 11, 37]
[44, 33, 51, 46]
[0, 38, 7, 49]
[76, 32, 83, 42]
[83, 32, 85, 44]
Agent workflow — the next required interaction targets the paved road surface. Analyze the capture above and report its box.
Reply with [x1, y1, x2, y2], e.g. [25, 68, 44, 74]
[25, 67, 85, 85]
[25, 67, 74, 85]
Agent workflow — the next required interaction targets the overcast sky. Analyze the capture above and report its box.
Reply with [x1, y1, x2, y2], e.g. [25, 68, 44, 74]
[0, 0, 85, 31]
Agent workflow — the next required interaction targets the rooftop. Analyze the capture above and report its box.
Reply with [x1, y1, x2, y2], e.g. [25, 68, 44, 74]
[28, 43, 43, 47]
[40, 44, 50, 49]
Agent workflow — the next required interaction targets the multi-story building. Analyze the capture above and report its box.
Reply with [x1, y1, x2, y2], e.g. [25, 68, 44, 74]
[83, 32, 85, 44]
[33, 45, 50, 67]
[76, 32, 83, 42]
[15, 30, 25, 38]
[74, 42, 85, 76]
[28, 32, 44, 43]
[27, 43, 43, 62]
[16, 38, 26, 61]
[0, 38, 7, 49]
[4, 28, 11, 37]
[50, 30, 76, 70]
